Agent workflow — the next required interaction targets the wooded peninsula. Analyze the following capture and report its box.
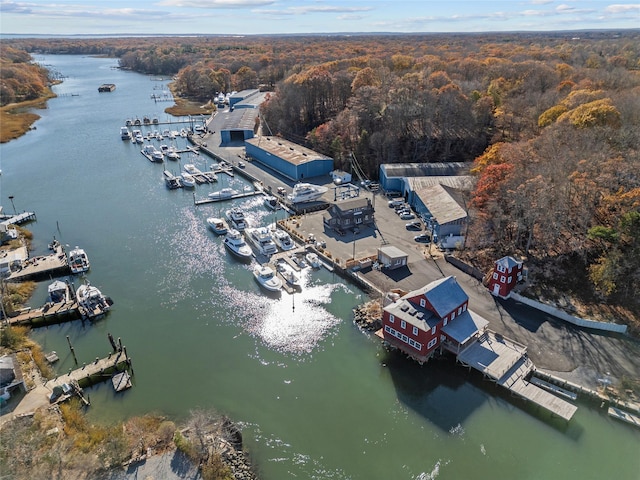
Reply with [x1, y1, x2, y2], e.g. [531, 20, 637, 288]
[2, 31, 639, 332]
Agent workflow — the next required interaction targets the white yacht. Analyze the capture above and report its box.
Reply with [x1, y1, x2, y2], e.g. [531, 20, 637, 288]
[223, 229, 253, 260]
[286, 183, 328, 204]
[208, 187, 238, 200]
[68, 247, 90, 274]
[226, 207, 248, 231]
[180, 172, 196, 188]
[120, 126, 132, 140]
[272, 229, 295, 251]
[245, 227, 278, 256]
[253, 264, 282, 293]
[207, 217, 228, 235]
[142, 144, 163, 162]
[76, 281, 111, 320]
[166, 146, 181, 161]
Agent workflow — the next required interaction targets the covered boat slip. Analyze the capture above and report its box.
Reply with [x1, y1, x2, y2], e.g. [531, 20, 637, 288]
[457, 331, 578, 421]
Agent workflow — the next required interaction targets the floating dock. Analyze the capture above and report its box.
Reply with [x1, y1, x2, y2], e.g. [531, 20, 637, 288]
[530, 376, 578, 401]
[47, 348, 131, 392]
[608, 406, 640, 428]
[457, 330, 578, 421]
[112, 371, 132, 392]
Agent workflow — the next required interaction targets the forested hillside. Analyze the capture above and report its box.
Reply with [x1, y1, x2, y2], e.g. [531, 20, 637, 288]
[3, 31, 639, 327]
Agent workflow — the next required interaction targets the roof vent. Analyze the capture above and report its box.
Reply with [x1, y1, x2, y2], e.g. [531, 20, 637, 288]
[400, 304, 409, 312]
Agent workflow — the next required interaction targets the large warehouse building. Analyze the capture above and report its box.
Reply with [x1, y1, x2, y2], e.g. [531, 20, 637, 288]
[245, 136, 334, 181]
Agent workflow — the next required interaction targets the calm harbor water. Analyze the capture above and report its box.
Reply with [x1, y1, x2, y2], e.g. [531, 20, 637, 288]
[1, 55, 638, 479]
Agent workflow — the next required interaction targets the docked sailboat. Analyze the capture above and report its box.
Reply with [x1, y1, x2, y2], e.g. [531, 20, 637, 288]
[68, 247, 90, 274]
[223, 228, 253, 261]
[76, 281, 112, 320]
[286, 183, 328, 204]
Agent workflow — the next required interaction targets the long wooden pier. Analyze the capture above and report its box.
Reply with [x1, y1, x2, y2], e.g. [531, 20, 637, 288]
[0, 211, 37, 227]
[5, 300, 80, 326]
[457, 330, 578, 421]
[46, 348, 131, 391]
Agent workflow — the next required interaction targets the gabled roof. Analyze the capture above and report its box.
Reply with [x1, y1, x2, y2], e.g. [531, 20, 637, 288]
[495, 256, 522, 269]
[408, 175, 475, 192]
[245, 136, 332, 166]
[406, 276, 468, 318]
[385, 298, 440, 329]
[381, 162, 471, 178]
[442, 310, 489, 344]
[416, 183, 467, 225]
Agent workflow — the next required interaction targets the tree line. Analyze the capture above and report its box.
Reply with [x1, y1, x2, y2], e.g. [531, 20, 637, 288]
[2, 31, 639, 323]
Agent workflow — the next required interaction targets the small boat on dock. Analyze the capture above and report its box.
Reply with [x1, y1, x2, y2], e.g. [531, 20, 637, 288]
[76, 281, 112, 320]
[166, 146, 181, 161]
[287, 183, 329, 204]
[276, 259, 301, 288]
[223, 229, 253, 261]
[264, 195, 280, 210]
[305, 251, 322, 269]
[226, 207, 248, 231]
[253, 264, 282, 293]
[68, 247, 90, 274]
[163, 170, 183, 189]
[207, 217, 228, 235]
[47, 280, 71, 304]
[142, 144, 164, 163]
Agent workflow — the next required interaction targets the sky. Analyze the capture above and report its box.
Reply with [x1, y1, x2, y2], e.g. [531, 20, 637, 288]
[0, 0, 638, 36]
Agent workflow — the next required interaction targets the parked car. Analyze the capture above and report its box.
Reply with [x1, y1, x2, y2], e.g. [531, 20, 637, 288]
[388, 198, 404, 208]
[414, 233, 431, 243]
[400, 212, 416, 220]
[405, 221, 422, 230]
[277, 187, 286, 195]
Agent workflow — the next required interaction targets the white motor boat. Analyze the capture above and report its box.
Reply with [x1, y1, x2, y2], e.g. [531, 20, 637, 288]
[163, 170, 182, 189]
[181, 172, 196, 188]
[223, 229, 253, 260]
[273, 229, 295, 251]
[120, 126, 132, 140]
[264, 195, 280, 210]
[166, 146, 181, 161]
[68, 247, 90, 274]
[276, 260, 301, 288]
[47, 280, 70, 304]
[142, 144, 164, 162]
[305, 251, 322, 269]
[183, 163, 202, 175]
[76, 282, 111, 320]
[245, 227, 278, 256]
[286, 183, 328, 204]
[253, 264, 282, 293]
[208, 187, 238, 200]
[226, 207, 248, 231]
[207, 217, 228, 235]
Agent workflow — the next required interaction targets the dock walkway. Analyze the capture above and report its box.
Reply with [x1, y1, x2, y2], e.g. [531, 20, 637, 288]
[457, 330, 577, 421]
[7, 243, 69, 282]
[5, 300, 79, 326]
[47, 349, 130, 391]
[0, 211, 37, 227]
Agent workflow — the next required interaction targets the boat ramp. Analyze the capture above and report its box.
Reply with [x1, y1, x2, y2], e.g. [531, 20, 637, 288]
[456, 330, 578, 421]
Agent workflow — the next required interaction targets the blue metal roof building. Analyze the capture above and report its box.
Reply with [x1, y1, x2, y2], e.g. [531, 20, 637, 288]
[245, 136, 334, 181]
[229, 89, 260, 109]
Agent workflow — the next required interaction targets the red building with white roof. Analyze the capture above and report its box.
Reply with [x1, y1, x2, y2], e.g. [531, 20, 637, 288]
[487, 256, 523, 298]
[381, 276, 488, 364]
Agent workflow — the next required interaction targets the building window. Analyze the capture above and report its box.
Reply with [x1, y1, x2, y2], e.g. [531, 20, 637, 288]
[508, 276, 512, 284]
[493, 272, 498, 280]
[501, 276, 506, 283]
[427, 338, 438, 349]
[389, 315, 394, 323]
[413, 326, 418, 336]
[431, 326, 437, 335]
[401, 320, 406, 329]
[451, 311, 456, 320]
[458, 306, 462, 315]
[385, 325, 422, 351]
[463, 304, 467, 312]
[420, 298, 426, 307]
[443, 318, 448, 326]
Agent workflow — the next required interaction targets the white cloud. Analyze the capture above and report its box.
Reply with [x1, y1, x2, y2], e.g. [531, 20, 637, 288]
[158, 0, 276, 8]
[604, 4, 640, 13]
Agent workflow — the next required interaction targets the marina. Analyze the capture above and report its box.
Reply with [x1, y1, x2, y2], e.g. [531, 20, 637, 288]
[2, 54, 638, 480]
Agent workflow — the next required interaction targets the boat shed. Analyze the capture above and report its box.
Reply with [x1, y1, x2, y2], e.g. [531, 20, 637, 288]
[379, 162, 471, 195]
[245, 136, 334, 181]
[415, 183, 468, 238]
[229, 89, 260, 109]
[377, 245, 408, 270]
[219, 108, 258, 144]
